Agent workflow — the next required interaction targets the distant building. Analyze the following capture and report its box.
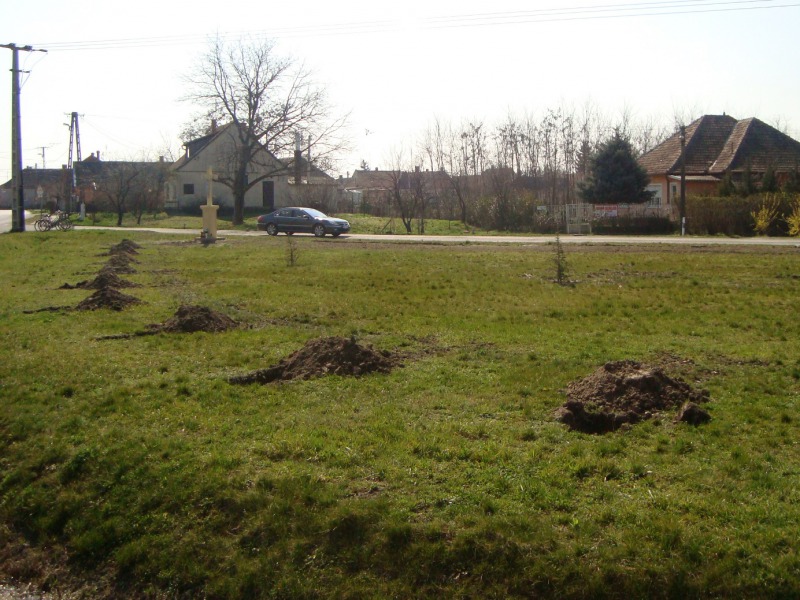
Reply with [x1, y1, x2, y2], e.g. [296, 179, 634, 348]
[638, 115, 800, 206]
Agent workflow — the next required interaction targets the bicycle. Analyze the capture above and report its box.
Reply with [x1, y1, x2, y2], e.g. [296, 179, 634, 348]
[33, 211, 73, 232]
[53, 211, 74, 231]
[34, 214, 52, 232]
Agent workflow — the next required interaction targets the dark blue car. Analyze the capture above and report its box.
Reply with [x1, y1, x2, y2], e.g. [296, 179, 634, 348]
[257, 207, 351, 237]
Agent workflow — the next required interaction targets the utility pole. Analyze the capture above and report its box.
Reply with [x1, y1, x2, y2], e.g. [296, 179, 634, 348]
[2, 43, 47, 232]
[679, 125, 686, 237]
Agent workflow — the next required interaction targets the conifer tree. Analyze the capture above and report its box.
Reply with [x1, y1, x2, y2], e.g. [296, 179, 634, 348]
[578, 132, 652, 204]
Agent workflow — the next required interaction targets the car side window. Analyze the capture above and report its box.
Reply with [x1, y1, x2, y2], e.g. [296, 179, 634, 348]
[278, 209, 291, 217]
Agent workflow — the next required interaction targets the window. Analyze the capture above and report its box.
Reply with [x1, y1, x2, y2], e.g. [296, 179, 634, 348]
[183, 183, 194, 195]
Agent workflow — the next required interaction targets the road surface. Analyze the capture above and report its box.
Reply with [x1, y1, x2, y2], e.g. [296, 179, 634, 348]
[3, 217, 799, 247]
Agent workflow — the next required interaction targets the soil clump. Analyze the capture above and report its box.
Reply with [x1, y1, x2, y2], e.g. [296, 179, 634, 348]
[60, 271, 140, 290]
[74, 288, 143, 312]
[556, 360, 710, 434]
[230, 336, 395, 384]
[149, 304, 238, 333]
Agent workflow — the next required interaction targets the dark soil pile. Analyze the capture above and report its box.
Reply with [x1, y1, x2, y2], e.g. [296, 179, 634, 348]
[74, 287, 143, 311]
[230, 336, 395, 384]
[99, 254, 138, 275]
[556, 360, 710, 433]
[60, 271, 140, 290]
[102, 239, 142, 257]
[149, 304, 238, 333]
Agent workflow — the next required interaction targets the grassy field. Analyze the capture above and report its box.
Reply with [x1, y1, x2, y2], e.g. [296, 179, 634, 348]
[1, 231, 798, 598]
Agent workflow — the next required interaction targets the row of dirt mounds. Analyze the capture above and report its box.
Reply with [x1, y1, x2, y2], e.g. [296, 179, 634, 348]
[26, 240, 144, 313]
[555, 360, 711, 434]
[76, 240, 143, 310]
[229, 336, 396, 385]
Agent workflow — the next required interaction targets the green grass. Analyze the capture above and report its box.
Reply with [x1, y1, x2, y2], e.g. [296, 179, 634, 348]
[1, 232, 799, 598]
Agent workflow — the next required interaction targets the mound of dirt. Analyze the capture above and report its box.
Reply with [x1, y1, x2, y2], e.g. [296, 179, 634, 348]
[99, 254, 138, 275]
[74, 287, 143, 311]
[101, 239, 142, 256]
[149, 304, 238, 333]
[556, 360, 710, 433]
[230, 336, 395, 384]
[60, 271, 140, 290]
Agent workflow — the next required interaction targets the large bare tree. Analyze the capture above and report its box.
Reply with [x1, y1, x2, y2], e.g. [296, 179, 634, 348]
[183, 37, 348, 225]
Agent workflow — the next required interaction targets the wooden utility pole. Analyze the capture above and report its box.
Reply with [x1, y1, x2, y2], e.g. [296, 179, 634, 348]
[2, 43, 47, 232]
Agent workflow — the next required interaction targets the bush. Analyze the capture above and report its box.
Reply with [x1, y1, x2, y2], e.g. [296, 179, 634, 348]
[592, 216, 675, 235]
[687, 193, 799, 236]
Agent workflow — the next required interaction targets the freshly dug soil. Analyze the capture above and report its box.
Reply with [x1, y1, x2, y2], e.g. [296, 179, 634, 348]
[74, 288, 143, 311]
[556, 360, 710, 433]
[60, 271, 139, 290]
[149, 305, 238, 333]
[230, 336, 395, 384]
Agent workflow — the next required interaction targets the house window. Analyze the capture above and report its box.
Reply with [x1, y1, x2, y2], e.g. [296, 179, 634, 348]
[183, 183, 195, 195]
[646, 184, 663, 207]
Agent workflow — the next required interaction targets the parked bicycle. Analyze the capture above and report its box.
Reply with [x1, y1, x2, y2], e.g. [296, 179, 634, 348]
[33, 211, 73, 232]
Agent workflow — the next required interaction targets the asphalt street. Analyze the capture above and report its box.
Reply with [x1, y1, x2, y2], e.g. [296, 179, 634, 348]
[2, 214, 799, 247]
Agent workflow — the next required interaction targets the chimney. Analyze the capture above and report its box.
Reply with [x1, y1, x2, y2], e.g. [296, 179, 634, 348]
[211, 119, 218, 134]
[96, 151, 101, 160]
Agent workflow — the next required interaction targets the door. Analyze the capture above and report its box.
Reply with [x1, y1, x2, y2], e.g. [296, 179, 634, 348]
[262, 180, 275, 211]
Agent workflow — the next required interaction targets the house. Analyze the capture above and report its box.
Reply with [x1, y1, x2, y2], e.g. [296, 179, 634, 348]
[639, 115, 800, 205]
[344, 168, 452, 215]
[0, 167, 68, 210]
[0, 153, 165, 212]
[167, 123, 340, 212]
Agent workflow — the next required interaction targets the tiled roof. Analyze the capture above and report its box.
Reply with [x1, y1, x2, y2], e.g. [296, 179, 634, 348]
[1, 168, 65, 189]
[711, 118, 800, 172]
[639, 115, 800, 176]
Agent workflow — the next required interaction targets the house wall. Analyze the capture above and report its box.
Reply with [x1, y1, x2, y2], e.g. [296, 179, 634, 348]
[168, 129, 292, 211]
[648, 174, 719, 217]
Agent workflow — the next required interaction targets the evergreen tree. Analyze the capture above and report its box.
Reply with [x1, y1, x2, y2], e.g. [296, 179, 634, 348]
[578, 132, 652, 204]
[740, 161, 756, 197]
[718, 171, 735, 197]
[761, 163, 778, 193]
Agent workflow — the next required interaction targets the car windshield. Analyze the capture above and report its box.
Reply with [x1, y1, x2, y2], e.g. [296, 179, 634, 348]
[304, 208, 328, 219]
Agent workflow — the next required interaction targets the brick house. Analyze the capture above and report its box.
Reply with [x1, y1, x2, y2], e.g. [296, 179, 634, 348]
[638, 115, 800, 208]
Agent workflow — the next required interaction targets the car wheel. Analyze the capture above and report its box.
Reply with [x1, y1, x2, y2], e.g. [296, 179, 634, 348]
[266, 223, 278, 236]
[313, 224, 326, 237]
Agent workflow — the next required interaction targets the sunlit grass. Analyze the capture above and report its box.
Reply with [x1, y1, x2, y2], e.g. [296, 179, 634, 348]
[1, 231, 799, 598]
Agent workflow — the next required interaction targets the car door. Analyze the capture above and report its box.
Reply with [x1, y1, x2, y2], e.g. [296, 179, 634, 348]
[275, 208, 293, 232]
[295, 209, 314, 234]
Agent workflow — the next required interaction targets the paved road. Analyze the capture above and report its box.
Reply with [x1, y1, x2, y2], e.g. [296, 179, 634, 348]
[0, 210, 32, 233]
[3, 216, 798, 247]
[62, 225, 800, 247]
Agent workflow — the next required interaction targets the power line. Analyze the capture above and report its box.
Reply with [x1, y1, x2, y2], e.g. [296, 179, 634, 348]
[33, 0, 799, 50]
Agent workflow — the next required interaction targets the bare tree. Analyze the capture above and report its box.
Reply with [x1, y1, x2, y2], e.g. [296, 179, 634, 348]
[93, 162, 146, 227]
[130, 162, 169, 224]
[183, 37, 348, 225]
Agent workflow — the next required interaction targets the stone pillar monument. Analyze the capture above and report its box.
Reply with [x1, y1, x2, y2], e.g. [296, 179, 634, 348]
[200, 167, 219, 242]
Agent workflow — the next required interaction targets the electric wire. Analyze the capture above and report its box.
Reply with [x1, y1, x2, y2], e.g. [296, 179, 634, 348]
[33, 0, 800, 51]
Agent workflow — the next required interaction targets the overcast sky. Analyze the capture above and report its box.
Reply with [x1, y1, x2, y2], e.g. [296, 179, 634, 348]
[2, 0, 799, 182]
